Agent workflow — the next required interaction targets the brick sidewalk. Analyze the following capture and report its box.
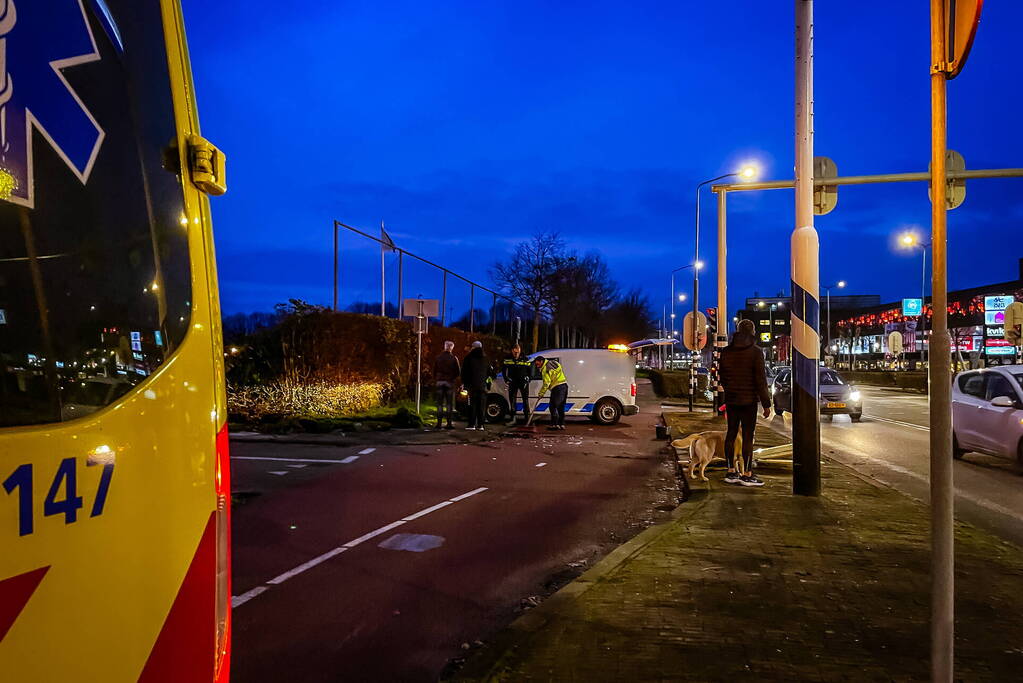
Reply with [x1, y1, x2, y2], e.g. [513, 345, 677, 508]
[454, 414, 1023, 681]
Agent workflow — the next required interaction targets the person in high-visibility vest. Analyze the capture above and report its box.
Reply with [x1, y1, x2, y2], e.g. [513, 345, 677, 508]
[533, 355, 568, 430]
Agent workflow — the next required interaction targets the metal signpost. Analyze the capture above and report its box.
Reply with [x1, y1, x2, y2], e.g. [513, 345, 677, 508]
[403, 298, 439, 413]
[682, 310, 707, 412]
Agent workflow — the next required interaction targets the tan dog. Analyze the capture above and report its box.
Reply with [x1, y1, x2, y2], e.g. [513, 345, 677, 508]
[671, 431, 745, 481]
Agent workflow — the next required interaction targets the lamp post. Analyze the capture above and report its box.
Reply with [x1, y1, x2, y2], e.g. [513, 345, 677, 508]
[899, 232, 930, 364]
[822, 280, 846, 356]
[671, 263, 700, 338]
[694, 165, 757, 406]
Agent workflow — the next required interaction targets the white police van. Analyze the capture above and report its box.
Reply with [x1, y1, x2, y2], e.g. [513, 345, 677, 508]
[486, 348, 639, 425]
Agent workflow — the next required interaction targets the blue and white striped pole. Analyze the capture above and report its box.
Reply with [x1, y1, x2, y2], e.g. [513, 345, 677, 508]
[792, 0, 820, 496]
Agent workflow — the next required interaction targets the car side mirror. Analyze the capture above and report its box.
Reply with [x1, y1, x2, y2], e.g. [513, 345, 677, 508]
[990, 395, 1015, 408]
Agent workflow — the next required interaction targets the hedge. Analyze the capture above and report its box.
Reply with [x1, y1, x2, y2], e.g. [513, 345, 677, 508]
[226, 310, 508, 416]
[647, 369, 709, 397]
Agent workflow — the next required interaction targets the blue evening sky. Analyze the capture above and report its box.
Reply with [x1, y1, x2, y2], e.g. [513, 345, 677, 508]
[180, 1, 1023, 322]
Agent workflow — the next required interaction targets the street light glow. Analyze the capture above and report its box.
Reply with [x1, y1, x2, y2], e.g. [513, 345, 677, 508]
[737, 163, 759, 180]
[694, 260, 705, 270]
[837, 280, 846, 288]
[678, 293, 687, 302]
[900, 232, 918, 247]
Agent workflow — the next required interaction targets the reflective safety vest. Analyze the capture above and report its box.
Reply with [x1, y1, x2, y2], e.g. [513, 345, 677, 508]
[540, 359, 567, 393]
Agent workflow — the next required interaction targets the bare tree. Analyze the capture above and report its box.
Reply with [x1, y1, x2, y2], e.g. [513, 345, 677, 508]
[550, 253, 618, 347]
[491, 231, 565, 351]
[603, 289, 655, 345]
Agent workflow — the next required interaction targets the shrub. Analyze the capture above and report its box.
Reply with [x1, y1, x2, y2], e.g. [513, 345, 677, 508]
[228, 379, 387, 421]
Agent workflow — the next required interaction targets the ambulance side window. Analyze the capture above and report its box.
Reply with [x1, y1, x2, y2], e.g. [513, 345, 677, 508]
[0, 1, 191, 427]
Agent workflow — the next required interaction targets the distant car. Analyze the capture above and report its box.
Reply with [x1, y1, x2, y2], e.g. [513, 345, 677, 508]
[771, 367, 863, 422]
[486, 348, 639, 425]
[952, 365, 1023, 463]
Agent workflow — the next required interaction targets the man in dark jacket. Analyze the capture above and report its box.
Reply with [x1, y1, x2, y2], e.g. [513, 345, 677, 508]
[433, 341, 460, 429]
[460, 341, 491, 430]
[718, 319, 771, 486]
[501, 343, 533, 425]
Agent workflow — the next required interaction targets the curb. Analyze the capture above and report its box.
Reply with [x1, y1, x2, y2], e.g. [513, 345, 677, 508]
[452, 490, 710, 681]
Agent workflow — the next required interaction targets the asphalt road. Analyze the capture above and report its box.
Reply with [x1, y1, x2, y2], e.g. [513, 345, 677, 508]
[770, 385, 1023, 546]
[227, 384, 676, 682]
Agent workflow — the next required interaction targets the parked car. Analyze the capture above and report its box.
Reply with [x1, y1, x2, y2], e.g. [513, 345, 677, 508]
[771, 367, 863, 421]
[952, 365, 1023, 462]
[485, 348, 639, 425]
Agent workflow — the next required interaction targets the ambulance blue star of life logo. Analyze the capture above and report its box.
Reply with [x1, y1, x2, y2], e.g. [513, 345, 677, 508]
[0, 0, 105, 208]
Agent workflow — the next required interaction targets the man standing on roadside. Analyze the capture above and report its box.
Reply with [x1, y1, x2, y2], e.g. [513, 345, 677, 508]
[501, 343, 533, 425]
[432, 340, 460, 429]
[533, 355, 568, 431]
[461, 340, 490, 431]
[718, 319, 771, 487]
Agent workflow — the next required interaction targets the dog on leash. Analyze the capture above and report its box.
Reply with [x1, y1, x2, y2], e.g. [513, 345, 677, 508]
[671, 431, 745, 481]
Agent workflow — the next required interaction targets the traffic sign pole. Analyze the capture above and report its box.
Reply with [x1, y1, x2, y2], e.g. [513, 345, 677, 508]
[792, 0, 821, 497]
[930, 1, 954, 679]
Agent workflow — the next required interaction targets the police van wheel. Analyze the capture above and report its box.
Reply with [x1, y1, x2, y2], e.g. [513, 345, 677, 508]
[592, 398, 622, 425]
[486, 395, 508, 423]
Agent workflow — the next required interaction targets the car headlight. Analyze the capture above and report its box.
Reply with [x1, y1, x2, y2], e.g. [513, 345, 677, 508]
[849, 390, 861, 402]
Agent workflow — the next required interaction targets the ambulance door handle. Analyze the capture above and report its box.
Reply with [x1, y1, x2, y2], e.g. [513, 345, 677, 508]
[187, 135, 227, 196]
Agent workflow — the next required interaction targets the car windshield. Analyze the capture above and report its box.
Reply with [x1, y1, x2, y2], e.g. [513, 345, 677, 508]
[820, 370, 845, 385]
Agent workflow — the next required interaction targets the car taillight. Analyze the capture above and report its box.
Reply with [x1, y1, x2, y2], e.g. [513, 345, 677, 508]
[215, 423, 232, 682]
[630, 382, 636, 397]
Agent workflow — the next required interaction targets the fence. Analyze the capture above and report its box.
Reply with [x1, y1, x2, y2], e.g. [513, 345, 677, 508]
[331, 220, 526, 338]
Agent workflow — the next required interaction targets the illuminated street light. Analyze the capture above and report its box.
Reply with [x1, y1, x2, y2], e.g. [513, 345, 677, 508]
[823, 280, 847, 353]
[678, 293, 687, 302]
[896, 229, 931, 364]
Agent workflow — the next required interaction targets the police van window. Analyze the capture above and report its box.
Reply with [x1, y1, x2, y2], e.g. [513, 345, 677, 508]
[0, 1, 191, 427]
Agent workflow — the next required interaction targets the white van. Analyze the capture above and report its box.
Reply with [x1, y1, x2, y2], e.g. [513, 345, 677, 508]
[487, 348, 638, 425]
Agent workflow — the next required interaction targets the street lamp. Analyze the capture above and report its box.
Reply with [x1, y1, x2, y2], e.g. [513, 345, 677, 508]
[898, 231, 930, 364]
[822, 280, 846, 355]
[693, 164, 758, 350]
[670, 262, 700, 337]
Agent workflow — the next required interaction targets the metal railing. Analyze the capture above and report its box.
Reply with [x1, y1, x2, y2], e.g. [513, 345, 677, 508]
[331, 220, 525, 337]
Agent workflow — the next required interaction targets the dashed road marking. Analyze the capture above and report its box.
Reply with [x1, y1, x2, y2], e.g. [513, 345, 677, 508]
[358, 448, 376, 455]
[340, 455, 359, 464]
[232, 486, 489, 608]
[267, 471, 289, 476]
[863, 414, 929, 431]
[536, 462, 547, 467]
[233, 455, 358, 465]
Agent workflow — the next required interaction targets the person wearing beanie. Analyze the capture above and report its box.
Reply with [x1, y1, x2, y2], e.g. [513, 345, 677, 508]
[432, 341, 460, 429]
[718, 318, 771, 487]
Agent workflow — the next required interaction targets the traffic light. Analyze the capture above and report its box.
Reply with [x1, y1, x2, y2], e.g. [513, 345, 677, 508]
[706, 307, 717, 339]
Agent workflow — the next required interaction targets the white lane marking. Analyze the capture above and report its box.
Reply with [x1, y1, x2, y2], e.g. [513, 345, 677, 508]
[449, 486, 488, 502]
[233, 456, 357, 465]
[864, 415, 929, 431]
[536, 462, 547, 468]
[402, 500, 454, 521]
[340, 455, 360, 464]
[832, 454, 1023, 526]
[268, 471, 289, 476]
[343, 520, 407, 548]
[287, 464, 307, 469]
[267, 547, 347, 585]
[232, 486, 490, 607]
[358, 448, 376, 455]
[231, 586, 268, 608]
